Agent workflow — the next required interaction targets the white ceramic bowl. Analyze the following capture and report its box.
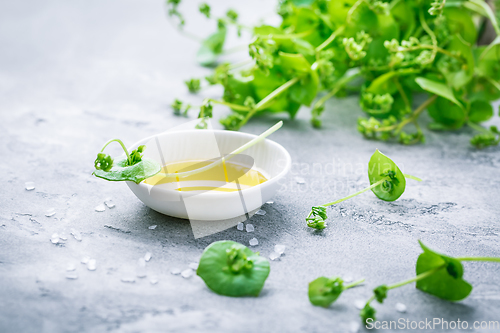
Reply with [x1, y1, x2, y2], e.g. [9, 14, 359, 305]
[126, 129, 291, 221]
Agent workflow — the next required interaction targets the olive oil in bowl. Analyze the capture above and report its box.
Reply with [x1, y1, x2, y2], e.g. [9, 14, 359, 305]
[144, 159, 267, 192]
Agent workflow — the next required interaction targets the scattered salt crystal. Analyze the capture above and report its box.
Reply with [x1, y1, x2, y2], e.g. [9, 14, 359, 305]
[269, 252, 280, 260]
[255, 209, 266, 216]
[81, 256, 90, 264]
[148, 225, 157, 230]
[274, 244, 286, 254]
[104, 199, 115, 208]
[144, 252, 152, 262]
[189, 263, 198, 270]
[50, 233, 59, 244]
[71, 230, 82, 241]
[246, 224, 254, 232]
[59, 235, 67, 241]
[87, 259, 96, 271]
[349, 321, 360, 333]
[295, 177, 305, 184]
[95, 204, 105, 212]
[136, 267, 147, 278]
[66, 273, 78, 280]
[181, 269, 193, 278]
[171, 268, 181, 275]
[25, 182, 35, 191]
[236, 222, 244, 231]
[121, 276, 136, 283]
[266, 200, 274, 204]
[249, 238, 258, 246]
[354, 300, 365, 310]
[45, 208, 56, 217]
[66, 263, 76, 271]
[150, 276, 159, 285]
[343, 276, 353, 283]
[395, 302, 407, 313]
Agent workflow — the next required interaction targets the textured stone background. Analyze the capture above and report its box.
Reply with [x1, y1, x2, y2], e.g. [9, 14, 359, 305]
[1, 1, 500, 332]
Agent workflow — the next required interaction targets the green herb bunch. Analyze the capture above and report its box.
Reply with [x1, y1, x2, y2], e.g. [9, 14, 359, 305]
[169, 0, 500, 148]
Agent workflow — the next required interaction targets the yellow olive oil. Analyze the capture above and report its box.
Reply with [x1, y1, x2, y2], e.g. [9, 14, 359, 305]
[144, 159, 267, 192]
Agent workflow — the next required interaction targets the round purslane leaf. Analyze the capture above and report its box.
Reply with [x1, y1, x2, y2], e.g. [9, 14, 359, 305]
[368, 149, 406, 201]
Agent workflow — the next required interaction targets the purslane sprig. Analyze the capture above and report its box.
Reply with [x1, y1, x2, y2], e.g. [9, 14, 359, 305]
[169, 0, 500, 148]
[93, 139, 161, 184]
[306, 150, 421, 230]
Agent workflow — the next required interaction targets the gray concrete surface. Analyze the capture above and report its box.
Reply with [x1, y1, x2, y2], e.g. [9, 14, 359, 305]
[1, 1, 500, 332]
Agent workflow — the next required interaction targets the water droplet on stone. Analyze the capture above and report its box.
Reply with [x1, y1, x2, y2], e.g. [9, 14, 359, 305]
[249, 238, 258, 246]
[274, 244, 286, 254]
[354, 300, 365, 310]
[95, 204, 105, 212]
[171, 268, 181, 275]
[25, 182, 35, 191]
[395, 302, 407, 313]
[246, 224, 254, 232]
[66, 263, 76, 271]
[144, 252, 152, 262]
[81, 256, 90, 264]
[269, 252, 280, 260]
[50, 233, 59, 244]
[121, 276, 135, 283]
[349, 321, 360, 333]
[181, 269, 193, 278]
[150, 276, 159, 285]
[236, 222, 244, 231]
[104, 199, 115, 209]
[66, 273, 78, 280]
[45, 208, 56, 217]
[71, 230, 82, 241]
[266, 200, 274, 204]
[87, 259, 96, 271]
[148, 225, 157, 230]
[295, 177, 305, 184]
[189, 263, 198, 270]
[255, 209, 266, 216]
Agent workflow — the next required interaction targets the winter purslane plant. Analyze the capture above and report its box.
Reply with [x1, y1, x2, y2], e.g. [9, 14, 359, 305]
[168, 0, 500, 148]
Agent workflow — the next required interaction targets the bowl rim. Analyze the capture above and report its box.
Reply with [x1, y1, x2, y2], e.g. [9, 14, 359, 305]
[127, 129, 292, 198]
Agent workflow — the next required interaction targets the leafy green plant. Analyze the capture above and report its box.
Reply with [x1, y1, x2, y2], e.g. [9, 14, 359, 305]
[309, 276, 364, 307]
[306, 149, 421, 230]
[169, 0, 500, 148]
[197, 241, 270, 297]
[93, 139, 161, 184]
[185, 78, 201, 93]
[359, 240, 500, 325]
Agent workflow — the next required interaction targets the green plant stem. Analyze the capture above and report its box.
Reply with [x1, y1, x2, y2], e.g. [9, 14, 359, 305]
[456, 257, 500, 263]
[386, 264, 445, 290]
[401, 45, 462, 60]
[484, 76, 500, 92]
[316, 25, 345, 52]
[321, 179, 386, 207]
[345, 278, 365, 289]
[466, 0, 500, 36]
[157, 121, 283, 179]
[347, 0, 365, 23]
[313, 70, 361, 110]
[419, 8, 438, 64]
[467, 121, 490, 133]
[100, 139, 131, 165]
[375, 95, 438, 133]
[236, 76, 300, 129]
[393, 78, 411, 111]
[403, 174, 422, 181]
[209, 99, 251, 112]
[257, 29, 315, 40]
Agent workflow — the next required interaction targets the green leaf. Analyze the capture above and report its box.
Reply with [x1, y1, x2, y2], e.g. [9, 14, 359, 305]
[443, 7, 477, 44]
[197, 241, 270, 297]
[437, 34, 475, 90]
[196, 27, 227, 66]
[279, 52, 319, 106]
[416, 241, 473, 301]
[366, 72, 398, 95]
[93, 157, 161, 184]
[415, 77, 462, 107]
[469, 99, 493, 123]
[308, 276, 344, 307]
[427, 97, 466, 129]
[368, 149, 406, 202]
